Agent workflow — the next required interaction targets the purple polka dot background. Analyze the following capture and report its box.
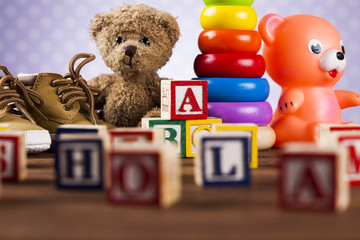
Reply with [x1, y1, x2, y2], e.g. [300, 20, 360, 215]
[0, 0, 359, 122]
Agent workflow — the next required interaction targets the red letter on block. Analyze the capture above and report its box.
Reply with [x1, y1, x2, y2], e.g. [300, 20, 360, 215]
[177, 88, 202, 113]
[109, 152, 159, 205]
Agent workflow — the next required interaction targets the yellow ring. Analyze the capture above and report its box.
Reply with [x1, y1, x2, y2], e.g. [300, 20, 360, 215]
[200, 6, 257, 30]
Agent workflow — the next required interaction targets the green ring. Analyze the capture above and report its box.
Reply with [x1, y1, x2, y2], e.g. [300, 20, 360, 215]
[203, 0, 254, 6]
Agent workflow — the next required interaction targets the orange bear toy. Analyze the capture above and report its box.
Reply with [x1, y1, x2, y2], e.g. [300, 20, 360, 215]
[259, 14, 360, 146]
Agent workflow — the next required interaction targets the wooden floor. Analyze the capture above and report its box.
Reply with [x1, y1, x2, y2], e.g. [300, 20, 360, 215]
[0, 149, 359, 240]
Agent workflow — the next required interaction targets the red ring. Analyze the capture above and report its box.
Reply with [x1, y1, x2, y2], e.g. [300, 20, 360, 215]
[199, 30, 262, 54]
[194, 53, 266, 78]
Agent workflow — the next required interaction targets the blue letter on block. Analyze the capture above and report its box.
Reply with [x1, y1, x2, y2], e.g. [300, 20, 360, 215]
[56, 139, 104, 189]
[211, 146, 236, 176]
[202, 137, 251, 186]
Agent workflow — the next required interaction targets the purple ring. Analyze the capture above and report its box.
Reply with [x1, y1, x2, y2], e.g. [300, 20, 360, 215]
[208, 102, 273, 126]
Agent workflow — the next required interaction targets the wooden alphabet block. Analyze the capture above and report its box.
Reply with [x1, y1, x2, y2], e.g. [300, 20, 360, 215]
[0, 124, 9, 131]
[56, 124, 110, 149]
[55, 138, 105, 189]
[194, 132, 251, 187]
[109, 128, 164, 150]
[142, 118, 186, 158]
[329, 132, 360, 186]
[161, 80, 208, 120]
[0, 132, 27, 182]
[212, 123, 258, 169]
[185, 118, 222, 158]
[318, 124, 360, 147]
[108, 146, 181, 208]
[280, 144, 349, 212]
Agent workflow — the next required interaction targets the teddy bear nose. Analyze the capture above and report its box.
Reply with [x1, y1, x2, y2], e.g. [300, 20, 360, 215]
[125, 45, 137, 57]
[337, 52, 345, 60]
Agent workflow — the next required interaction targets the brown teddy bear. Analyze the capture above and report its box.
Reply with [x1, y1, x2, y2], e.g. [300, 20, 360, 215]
[88, 4, 180, 127]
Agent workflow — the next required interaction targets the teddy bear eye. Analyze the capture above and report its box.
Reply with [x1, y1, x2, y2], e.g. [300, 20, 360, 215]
[140, 37, 150, 46]
[115, 37, 125, 44]
[340, 40, 345, 54]
[308, 39, 323, 54]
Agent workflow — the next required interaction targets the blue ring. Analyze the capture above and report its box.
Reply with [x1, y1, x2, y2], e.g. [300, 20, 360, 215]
[193, 78, 269, 102]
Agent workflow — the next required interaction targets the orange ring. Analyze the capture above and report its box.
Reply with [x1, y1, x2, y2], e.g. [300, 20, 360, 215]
[199, 30, 262, 54]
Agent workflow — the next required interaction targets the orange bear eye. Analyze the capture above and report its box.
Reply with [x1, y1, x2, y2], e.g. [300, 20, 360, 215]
[340, 40, 345, 54]
[308, 39, 323, 54]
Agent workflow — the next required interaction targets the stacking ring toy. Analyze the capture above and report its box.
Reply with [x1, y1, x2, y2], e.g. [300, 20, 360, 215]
[194, 54, 266, 78]
[193, 78, 270, 102]
[208, 102, 273, 126]
[201, 6, 257, 30]
[203, 0, 254, 6]
[199, 30, 262, 54]
[257, 126, 276, 150]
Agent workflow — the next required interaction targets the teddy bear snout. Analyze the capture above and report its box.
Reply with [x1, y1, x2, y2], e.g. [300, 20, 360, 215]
[125, 45, 137, 58]
[319, 48, 346, 75]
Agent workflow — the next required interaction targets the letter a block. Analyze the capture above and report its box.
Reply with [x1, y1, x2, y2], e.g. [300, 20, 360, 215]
[194, 132, 251, 187]
[161, 80, 208, 120]
[142, 118, 186, 158]
[0, 132, 27, 182]
[280, 144, 350, 212]
[108, 146, 181, 208]
[55, 138, 104, 189]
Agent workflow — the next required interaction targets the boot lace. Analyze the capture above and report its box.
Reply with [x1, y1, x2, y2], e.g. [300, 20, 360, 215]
[0, 65, 47, 123]
[49, 53, 100, 124]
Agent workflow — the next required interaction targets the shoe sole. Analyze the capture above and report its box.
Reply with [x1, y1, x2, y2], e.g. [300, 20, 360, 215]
[25, 130, 51, 154]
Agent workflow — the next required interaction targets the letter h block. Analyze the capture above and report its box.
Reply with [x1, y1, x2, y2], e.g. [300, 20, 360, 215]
[161, 80, 208, 120]
[194, 132, 251, 187]
[108, 146, 181, 207]
[55, 139, 104, 189]
[0, 132, 27, 182]
[280, 144, 350, 212]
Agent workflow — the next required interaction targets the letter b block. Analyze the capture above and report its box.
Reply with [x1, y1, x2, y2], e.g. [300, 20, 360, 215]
[0, 132, 27, 182]
[108, 146, 181, 207]
[161, 80, 208, 120]
[194, 132, 251, 187]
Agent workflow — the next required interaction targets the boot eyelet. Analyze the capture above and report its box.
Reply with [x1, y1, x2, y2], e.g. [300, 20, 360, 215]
[64, 106, 72, 111]
[50, 80, 55, 87]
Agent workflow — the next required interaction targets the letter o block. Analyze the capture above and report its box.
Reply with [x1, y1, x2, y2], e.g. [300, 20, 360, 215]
[161, 80, 208, 120]
[108, 147, 181, 207]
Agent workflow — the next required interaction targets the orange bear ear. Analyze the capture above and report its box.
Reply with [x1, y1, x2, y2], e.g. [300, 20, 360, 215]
[259, 14, 284, 46]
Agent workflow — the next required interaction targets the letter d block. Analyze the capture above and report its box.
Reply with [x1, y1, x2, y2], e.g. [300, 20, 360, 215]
[0, 132, 27, 182]
[280, 144, 349, 212]
[108, 147, 181, 207]
[55, 139, 104, 189]
[195, 132, 251, 187]
[161, 80, 208, 120]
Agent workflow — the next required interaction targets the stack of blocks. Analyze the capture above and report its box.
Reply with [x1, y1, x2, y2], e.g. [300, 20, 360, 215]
[54, 125, 181, 208]
[193, 0, 273, 127]
[143, 79, 256, 187]
[144, 79, 222, 158]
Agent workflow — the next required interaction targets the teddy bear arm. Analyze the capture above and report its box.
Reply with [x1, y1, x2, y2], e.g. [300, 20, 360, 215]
[278, 89, 304, 114]
[335, 90, 360, 109]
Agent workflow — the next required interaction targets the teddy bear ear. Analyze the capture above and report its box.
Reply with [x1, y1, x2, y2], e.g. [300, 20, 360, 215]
[259, 14, 284, 46]
[158, 14, 180, 46]
[90, 12, 112, 39]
